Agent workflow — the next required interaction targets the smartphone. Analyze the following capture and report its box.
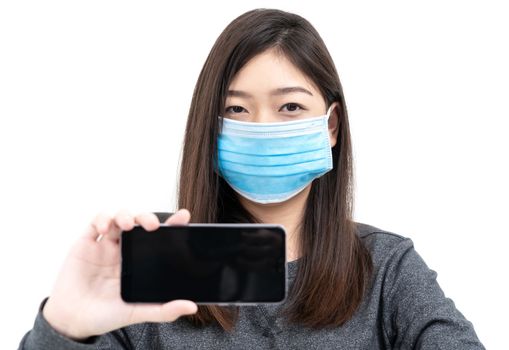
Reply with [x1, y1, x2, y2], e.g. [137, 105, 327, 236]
[120, 224, 287, 305]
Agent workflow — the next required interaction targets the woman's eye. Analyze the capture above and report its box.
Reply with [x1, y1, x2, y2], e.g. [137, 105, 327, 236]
[225, 105, 247, 114]
[280, 103, 303, 112]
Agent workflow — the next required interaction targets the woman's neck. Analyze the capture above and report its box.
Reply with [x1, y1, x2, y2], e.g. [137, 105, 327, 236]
[238, 185, 311, 262]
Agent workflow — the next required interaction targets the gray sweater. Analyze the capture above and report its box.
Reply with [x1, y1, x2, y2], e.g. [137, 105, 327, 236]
[19, 222, 485, 349]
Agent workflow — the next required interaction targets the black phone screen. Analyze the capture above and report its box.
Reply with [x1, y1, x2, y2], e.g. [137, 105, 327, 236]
[121, 224, 286, 304]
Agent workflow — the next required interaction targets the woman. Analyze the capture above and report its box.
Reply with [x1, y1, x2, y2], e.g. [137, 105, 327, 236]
[19, 8, 484, 349]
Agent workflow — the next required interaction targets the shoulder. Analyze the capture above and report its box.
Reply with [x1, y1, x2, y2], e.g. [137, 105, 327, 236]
[354, 222, 415, 266]
[353, 222, 436, 304]
[355, 221, 408, 243]
[353, 223, 485, 348]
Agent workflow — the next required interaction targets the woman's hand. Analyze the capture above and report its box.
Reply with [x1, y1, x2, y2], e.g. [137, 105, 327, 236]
[42, 209, 198, 341]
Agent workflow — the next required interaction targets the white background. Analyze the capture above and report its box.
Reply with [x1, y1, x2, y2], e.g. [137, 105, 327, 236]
[1, 1, 507, 348]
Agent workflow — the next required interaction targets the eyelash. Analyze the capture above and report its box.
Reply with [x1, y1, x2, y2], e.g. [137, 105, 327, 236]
[280, 103, 304, 112]
[225, 103, 305, 114]
[225, 105, 247, 114]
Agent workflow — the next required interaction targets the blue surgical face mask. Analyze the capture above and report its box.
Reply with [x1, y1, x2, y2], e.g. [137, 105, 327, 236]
[216, 106, 334, 204]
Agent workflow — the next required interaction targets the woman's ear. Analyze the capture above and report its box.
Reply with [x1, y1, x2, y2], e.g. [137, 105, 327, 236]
[328, 102, 339, 147]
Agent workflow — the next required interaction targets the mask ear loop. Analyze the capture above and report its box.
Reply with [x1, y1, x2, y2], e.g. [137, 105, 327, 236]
[325, 104, 335, 120]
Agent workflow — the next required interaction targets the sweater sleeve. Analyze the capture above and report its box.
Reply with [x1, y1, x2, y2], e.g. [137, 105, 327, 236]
[382, 239, 485, 349]
[18, 297, 144, 350]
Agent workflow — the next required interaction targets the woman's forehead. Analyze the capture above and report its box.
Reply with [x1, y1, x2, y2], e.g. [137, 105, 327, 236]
[227, 49, 321, 97]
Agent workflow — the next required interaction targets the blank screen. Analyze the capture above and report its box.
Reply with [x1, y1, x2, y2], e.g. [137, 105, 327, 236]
[121, 224, 286, 303]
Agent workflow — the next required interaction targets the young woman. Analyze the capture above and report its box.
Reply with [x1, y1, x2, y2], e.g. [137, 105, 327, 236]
[19, 8, 484, 349]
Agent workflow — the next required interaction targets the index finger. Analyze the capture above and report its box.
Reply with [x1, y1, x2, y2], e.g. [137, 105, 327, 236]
[82, 212, 119, 243]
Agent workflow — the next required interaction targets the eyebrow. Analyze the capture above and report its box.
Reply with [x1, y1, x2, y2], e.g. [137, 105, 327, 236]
[227, 86, 313, 98]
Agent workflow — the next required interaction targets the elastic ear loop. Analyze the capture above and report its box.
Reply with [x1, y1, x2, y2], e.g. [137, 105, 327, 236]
[325, 104, 336, 120]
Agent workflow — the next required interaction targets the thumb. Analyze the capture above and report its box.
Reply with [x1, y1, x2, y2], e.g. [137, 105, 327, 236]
[161, 300, 198, 321]
[131, 300, 198, 324]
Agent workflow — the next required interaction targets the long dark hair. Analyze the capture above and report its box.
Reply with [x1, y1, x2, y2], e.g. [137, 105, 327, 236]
[177, 8, 372, 330]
